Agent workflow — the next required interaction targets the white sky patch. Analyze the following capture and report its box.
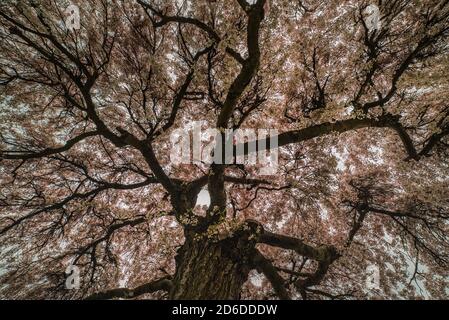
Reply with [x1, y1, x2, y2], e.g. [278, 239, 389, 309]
[196, 189, 211, 207]
[383, 232, 394, 245]
[276, 212, 291, 229]
[345, 104, 354, 115]
[249, 271, 264, 287]
[368, 145, 384, 164]
[331, 146, 348, 171]
[319, 203, 329, 220]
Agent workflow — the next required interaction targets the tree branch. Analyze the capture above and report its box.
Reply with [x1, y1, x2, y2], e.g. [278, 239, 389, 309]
[137, 0, 245, 64]
[252, 249, 291, 300]
[236, 114, 423, 160]
[258, 230, 339, 262]
[85, 275, 172, 300]
[1, 131, 99, 160]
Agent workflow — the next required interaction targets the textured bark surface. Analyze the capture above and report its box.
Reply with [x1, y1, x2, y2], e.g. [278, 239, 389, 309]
[170, 228, 258, 299]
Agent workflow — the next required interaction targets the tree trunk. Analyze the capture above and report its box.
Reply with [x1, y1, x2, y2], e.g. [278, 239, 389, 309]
[169, 227, 258, 299]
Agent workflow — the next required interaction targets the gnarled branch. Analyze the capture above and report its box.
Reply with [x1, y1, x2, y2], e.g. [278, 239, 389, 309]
[85, 275, 172, 300]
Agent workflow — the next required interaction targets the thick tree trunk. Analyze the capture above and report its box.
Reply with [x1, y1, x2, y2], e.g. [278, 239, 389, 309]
[169, 224, 259, 299]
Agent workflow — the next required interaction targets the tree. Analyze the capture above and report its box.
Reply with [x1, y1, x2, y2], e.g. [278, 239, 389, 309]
[0, 0, 448, 300]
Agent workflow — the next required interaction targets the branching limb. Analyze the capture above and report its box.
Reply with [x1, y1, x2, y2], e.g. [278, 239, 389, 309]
[259, 230, 339, 262]
[237, 114, 432, 161]
[252, 249, 291, 300]
[257, 226, 340, 298]
[0, 179, 156, 235]
[137, 0, 244, 64]
[85, 275, 172, 300]
[1, 131, 99, 160]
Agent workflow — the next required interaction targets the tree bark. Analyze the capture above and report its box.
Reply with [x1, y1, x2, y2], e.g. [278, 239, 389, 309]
[169, 223, 261, 299]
